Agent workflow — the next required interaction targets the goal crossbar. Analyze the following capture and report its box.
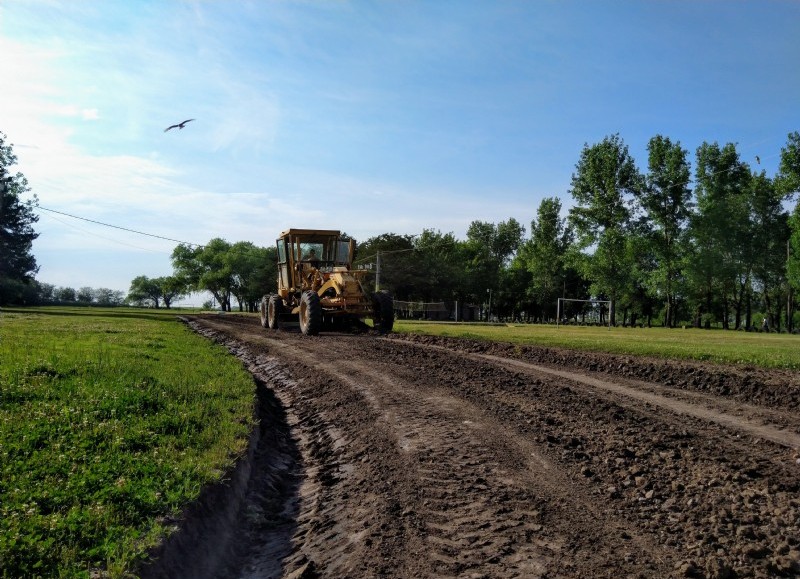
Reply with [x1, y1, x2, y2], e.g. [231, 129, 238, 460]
[556, 298, 611, 329]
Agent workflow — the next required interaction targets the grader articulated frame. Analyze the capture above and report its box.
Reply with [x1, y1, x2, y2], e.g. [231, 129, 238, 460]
[260, 228, 394, 336]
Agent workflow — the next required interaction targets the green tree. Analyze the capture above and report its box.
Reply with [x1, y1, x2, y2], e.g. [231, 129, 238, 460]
[127, 276, 183, 309]
[356, 233, 416, 298]
[505, 252, 535, 321]
[464, 218, 524, 310]
[638, 135, 693, 327]
[568, 134, 643, 324]
[94, 287, 125, 306]
[34, 281, 56, 304]
[172, 239, 234, 311]
[159, 276, 188, 308]
[127, 275, 164, 308]
[686, 142, 751, 329]
[228, 241, 274, 312]
[521, 197, 572, 321]
[411, 229, 465, 302]
[777, 132, 800, 331]
[617, 221, 659, 327]
[55, 286, 76, 302]
[0, 132, 39, 304]
[76, 286, 94, 304]
[748, 172, 789, 331]
[776, 131, 800, 198]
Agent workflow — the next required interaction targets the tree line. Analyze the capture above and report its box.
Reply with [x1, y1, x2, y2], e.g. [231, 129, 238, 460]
[4, 128, 800, 331]
[355, 132, 800, 331]
[29, 284, 126, 306]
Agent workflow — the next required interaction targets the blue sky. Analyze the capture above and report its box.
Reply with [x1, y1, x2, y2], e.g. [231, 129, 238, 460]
[1, 1, 798, 298]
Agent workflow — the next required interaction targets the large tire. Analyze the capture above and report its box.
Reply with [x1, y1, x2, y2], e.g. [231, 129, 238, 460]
[267, 294, 283, 330]
[259, 295, 269, 328]
[372, 291, 395, 334]
[299, 291, 322, 336]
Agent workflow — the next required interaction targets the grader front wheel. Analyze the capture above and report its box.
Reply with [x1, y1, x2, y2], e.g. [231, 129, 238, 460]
[299, 291, 322, 336]
[372, 291, 395, 334]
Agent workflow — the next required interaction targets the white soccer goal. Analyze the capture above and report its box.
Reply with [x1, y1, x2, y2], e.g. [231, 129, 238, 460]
[556, 298, 611, 328]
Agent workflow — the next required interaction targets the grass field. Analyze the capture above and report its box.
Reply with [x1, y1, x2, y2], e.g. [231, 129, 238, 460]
[393, 320, 800, 369]
[0, 307, 256, 577]
[3, 308, 797, 576]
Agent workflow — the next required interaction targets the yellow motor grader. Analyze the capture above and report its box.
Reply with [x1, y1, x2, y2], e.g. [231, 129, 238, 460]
[260, 228, 394, 335]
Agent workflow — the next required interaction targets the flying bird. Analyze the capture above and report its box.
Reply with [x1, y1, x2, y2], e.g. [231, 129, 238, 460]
[164, 119, 195, 132]
[755, 155, 761, 165]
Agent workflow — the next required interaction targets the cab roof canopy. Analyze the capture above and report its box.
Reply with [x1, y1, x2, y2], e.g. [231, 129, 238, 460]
[278, 228, 342, 240]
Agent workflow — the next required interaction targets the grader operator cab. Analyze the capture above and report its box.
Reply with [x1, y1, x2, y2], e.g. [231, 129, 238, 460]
[260, 228, 394, 336]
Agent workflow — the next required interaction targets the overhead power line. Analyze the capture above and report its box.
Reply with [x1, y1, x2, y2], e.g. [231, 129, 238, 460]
[35, 205, 203, 247]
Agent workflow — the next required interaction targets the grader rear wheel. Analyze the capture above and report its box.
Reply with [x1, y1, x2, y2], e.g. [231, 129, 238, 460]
[299, 291, 322, 336]
[259, 296, 269, 328]
[267, 294, 283, 330]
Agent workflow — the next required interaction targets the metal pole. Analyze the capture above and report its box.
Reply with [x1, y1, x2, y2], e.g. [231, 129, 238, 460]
[375, 251, 381, 292]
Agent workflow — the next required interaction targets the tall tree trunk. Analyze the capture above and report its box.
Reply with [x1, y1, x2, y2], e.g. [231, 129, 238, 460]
[764, 293, 772, 333]
[745, 293, 752, 331]
[722, 295, 730, 330]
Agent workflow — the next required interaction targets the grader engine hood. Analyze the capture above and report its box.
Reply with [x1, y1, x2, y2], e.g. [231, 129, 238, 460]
[319, 268, 372, 313]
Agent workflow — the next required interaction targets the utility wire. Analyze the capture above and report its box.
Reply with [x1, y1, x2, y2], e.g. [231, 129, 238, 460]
[40, 211, 167, 254]
[35, 205, 203, 248]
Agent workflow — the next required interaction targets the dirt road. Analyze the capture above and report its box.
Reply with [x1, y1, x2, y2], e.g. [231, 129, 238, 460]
[141, 315, 800, 579]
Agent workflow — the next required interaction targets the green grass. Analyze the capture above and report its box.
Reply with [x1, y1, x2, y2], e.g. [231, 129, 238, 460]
[0, 307, 256, 577]
[393, 320, 800, 369]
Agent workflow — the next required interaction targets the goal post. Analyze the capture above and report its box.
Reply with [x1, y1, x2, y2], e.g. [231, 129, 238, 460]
[556, 298, 612, 329]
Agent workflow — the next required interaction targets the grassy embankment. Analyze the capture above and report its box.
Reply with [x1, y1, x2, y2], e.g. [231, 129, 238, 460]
[393, 320, 800, 369]
[0, 307, 256, 577]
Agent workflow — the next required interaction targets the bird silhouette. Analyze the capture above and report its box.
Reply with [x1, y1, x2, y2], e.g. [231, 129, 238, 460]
[755, 155, 761, 164]
[164, 119, 195, 132]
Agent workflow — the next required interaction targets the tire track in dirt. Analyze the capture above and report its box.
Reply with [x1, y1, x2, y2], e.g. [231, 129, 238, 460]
[178, 316, 800, 578]
[392, 342, 800, 449]
[257, 336, 560, 577]
[371, 336, 800, 578]
[219, 327, 675, 577]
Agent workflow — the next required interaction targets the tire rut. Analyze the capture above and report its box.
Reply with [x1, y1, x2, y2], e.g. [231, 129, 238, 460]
[173, 316, 800, 579]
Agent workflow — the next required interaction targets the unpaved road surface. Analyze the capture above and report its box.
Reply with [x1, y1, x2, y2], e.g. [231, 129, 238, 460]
[141, 315, 800, 579]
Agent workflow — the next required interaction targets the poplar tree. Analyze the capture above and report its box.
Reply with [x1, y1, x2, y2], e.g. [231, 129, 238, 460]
[568, 134, 643, 325]
[748, 172, 789, 330]
[524, 197, 572, 321]
[638, 135, 692, 327]
[687, 142, 750, 328]
[0, 132, 39, 304]
[779, 132, 800, 330]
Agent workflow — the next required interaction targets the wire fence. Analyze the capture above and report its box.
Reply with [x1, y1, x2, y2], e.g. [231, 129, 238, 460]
[393, 300, 449, 318]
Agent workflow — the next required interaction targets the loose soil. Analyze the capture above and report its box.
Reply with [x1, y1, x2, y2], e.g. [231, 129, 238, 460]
[138, 315, 800, 579]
